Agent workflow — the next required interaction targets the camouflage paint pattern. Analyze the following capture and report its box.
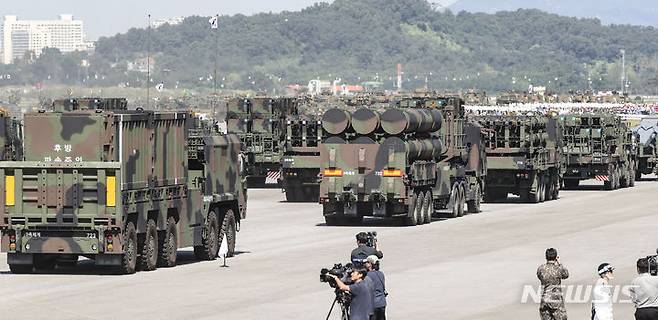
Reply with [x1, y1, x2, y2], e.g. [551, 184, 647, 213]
[472, 114, 564, 201]
[225, 97, 299, 186]
[0, 98, 246, 271]
[281, 115, 323, 202]
[560, 113, 637, 189]
[319, 96, 487, 224]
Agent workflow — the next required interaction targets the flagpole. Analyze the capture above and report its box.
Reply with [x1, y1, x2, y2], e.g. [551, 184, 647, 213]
[211, 14, 219, 117]
[147, 13, 151, 110]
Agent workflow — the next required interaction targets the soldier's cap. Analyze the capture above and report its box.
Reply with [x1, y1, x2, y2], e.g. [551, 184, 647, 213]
[366, 255, 379, 264]
[598, 263, 614, 275]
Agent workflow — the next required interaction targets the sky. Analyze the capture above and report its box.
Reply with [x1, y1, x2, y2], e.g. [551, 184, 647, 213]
[0, 0, 346, 40]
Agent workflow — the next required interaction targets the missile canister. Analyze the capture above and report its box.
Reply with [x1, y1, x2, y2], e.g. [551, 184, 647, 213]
[380, 108, 442, 135]
[351, 108, 380, 135]
[322, 108, 352, 135]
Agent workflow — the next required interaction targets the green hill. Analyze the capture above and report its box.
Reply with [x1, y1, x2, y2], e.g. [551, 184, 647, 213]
[3, 0, 658, 93]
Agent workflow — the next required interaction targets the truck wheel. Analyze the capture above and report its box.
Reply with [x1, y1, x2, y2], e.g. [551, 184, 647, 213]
[563, 179, 579, 190]
[324, 216, 339, 226]
[620, 167, 629, 188]
[404, 193, 419, 226]
[285, 187, 296, 202]
[9, 264, 33, 274]
[467, 183, 481, 214]
[219, 209, 237, 257]
[457, 184, 465, 217]
[635, 169, 642, 181]
[194, 210, 219, 260]
[158, 216, 178, 268]
[415, 192, 425, 225]
[449, 184, 460, 218]
[629, 164, 636, 187]
[538, 175, 546, 203]
[139, 219, 159, 271]
[120, 221, 138, 274]
[423, 191, 433, 224]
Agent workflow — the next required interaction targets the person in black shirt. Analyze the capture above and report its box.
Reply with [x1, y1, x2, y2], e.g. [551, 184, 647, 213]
[351, 232, 383, 267]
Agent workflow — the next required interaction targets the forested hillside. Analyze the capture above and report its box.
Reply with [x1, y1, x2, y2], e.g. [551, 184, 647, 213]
[3, 0, 658, 93]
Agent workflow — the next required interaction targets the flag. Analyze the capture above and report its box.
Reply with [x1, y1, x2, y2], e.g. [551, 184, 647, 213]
[218, 233, 228, 258]
[209, 15, 219, 29]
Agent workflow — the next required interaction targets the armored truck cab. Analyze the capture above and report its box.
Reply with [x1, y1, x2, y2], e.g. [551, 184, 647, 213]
[0, 98, 246, 274]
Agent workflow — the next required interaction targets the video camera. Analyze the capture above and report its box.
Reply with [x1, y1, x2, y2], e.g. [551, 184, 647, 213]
[357, 231, 377, 248]
[320, 263, 354, 287]
[647, 249, 658, 276]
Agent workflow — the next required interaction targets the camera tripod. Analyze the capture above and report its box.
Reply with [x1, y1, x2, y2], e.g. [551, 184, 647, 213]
[325, 294, 350, 320]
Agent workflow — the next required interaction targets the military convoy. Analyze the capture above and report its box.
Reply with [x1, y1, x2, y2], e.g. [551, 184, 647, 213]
[0, 98, 246, 274]
[561, 114, 637, 190]
[632, 118, 658, 179]
[0, 94, 650, 274]
[473, 115, 564, 203]
[319, 97, 487, 226]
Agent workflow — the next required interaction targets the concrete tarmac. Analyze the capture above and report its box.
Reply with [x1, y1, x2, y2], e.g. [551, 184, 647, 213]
[1, 179, 657, 320]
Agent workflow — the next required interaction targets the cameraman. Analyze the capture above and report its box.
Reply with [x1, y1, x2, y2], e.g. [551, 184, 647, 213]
[351, 232, 383, 268]
[329, 269, 374, 320]
[629, 258, 658, 320]
[365, 255, 387, 320]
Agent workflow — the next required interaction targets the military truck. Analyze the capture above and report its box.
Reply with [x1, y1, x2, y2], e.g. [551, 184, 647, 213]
[473, 115, 564, 203]
[632, 118, 658, 179]
[0, 98, 247, 274]
[561, 113, 637, 190]
[319, 97, 487, 226]
[226, 97, 298, 187]
[281, 115, 323, 202]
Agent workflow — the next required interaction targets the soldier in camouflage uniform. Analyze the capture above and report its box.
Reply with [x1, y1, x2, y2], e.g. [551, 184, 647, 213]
[537, 248, 570, 320]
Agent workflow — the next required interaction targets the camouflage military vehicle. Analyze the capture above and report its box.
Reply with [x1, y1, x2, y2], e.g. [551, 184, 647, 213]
[281, 115, 323, 202]
[632, 118, 658, 179]
[0, 109, 23, 161]
[226, 97, 298, 187]
[0, 98, 246, 274]
[561, 113, 637, 190]
[319, 97, 487, 226]
[473, 115, 564, 203]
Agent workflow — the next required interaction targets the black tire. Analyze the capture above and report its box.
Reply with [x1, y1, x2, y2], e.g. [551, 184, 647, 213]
[194, 210, 219, 260]
[457, 184, 465, 217]
[284, 187, 297, 202]
[630, 164, 636, 187]
[219, 209, 237, 257]
[423, 191, 433, 224]
[467, 183, 481, 213]
[120, 221, 138, 274]
[635, 169, 642, 181]
[9, 264, 33, 274]
[139, 219, 158, 271]
[415, 191, 425, 225]
[158, 216, 178, 268]
[552, 177, 560, 200]
[324, 216, 339, 226]
[404, 192, 419, 226]
[449, 184, 460, 218]
[564, 179, 579, 190]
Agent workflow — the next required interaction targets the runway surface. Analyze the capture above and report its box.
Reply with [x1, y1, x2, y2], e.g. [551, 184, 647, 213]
[1, 179, 657, 319]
